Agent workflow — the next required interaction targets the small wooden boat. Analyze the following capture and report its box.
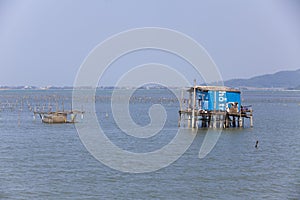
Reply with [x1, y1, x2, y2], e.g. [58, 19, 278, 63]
[34, 110, 84, 124]
[41, 112, 67, 123]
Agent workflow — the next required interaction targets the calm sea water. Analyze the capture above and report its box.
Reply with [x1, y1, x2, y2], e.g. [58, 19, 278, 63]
[0, 89, 299, 199]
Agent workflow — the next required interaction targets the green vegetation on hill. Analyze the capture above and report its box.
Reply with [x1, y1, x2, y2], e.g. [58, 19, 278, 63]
[224, 69, 300, 89]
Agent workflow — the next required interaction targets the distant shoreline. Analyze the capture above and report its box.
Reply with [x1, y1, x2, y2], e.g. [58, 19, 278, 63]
[1, 86, 300, 91]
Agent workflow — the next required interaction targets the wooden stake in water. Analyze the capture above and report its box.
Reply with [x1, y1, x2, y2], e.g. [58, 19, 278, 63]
[18, 110, 20, 127]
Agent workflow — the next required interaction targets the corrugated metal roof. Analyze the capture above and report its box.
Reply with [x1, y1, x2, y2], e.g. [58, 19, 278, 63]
[187, 86, 240, 93]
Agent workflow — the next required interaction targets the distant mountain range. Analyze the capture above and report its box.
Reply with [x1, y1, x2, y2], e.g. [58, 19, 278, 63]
[1, 69, 300, 90]
[224, 69, 300, 89]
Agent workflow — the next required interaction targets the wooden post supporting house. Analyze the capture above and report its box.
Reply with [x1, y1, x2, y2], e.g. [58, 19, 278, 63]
[191, 80, 196, 128]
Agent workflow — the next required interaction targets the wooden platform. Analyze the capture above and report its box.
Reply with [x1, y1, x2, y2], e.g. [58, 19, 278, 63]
[178, 109, 253, 128]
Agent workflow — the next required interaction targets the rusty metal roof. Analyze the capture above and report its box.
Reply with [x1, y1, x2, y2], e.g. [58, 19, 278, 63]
[187, 86, 240, 93]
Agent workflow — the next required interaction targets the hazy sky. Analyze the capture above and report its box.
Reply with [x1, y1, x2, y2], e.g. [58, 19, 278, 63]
[0, 0, 299, 86]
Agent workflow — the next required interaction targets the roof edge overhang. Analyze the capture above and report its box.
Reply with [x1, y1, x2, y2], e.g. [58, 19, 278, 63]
[187, 86, 240, 93]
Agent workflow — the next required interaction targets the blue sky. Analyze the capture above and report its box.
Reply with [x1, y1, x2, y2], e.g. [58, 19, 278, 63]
[0, 0, 299, 86]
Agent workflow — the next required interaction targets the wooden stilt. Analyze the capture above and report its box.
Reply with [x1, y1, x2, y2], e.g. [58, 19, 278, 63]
[178, 112, 181, 127]
[239, 117, 243, 127]
[232, 116, 236, 127]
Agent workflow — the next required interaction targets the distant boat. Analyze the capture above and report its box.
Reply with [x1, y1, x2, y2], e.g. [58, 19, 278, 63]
[34, 110, 84, 124]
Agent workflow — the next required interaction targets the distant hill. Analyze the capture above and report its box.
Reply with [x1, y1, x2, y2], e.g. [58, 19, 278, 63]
[224, 69, 300, 89]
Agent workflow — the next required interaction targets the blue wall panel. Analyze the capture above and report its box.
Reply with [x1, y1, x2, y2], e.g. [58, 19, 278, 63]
[196, 89, 241, 111]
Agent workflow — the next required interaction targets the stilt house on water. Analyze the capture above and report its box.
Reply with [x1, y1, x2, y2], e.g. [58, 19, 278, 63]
[178, 85, 253, 128]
